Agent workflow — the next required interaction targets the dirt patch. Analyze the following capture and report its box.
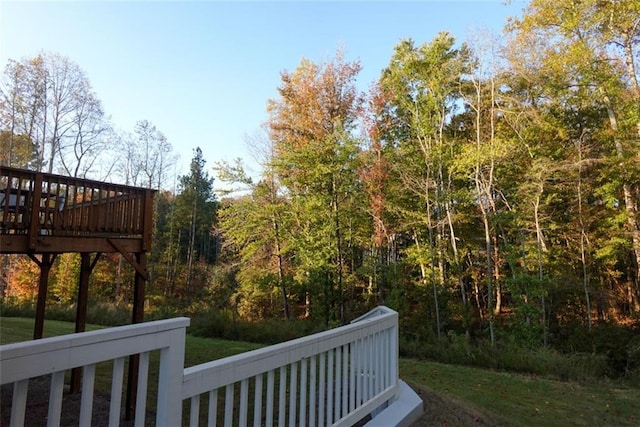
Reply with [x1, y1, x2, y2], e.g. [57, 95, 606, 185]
[1, 376, 136, 426]
[408, 383, 494, 427]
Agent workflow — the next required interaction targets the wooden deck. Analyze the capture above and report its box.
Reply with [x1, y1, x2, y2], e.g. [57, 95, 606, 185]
[0, 166, 157, 412]
[0, 166, 154, 254]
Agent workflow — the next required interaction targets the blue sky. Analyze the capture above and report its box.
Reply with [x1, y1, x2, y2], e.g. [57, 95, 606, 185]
[1, 1, 528, 183]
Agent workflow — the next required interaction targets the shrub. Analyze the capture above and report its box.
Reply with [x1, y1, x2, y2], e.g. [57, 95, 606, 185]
[187, 306, 325, 344]
[0, 297, 36, 318]
[1, 298, 133, 327]
[400, 331, 610, 382]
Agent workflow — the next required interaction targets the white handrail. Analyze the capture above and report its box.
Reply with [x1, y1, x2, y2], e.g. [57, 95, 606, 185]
[182, 306, 399, 427]
[1, 317, 189, 427]
[1, 307, 399, 427]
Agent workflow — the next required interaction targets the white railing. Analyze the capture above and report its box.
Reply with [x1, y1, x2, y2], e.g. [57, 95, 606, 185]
[0, 306, 399, 427]
[182, 306, 399, 427]
[0, 317, 189, 427]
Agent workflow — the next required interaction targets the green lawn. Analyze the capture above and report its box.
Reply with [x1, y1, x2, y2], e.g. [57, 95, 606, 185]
[401, 359, 640, 426]
[0, 317, 262, 367]
[2, 317, 639, 426]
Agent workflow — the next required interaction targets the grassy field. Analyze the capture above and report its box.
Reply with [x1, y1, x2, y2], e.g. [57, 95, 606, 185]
[0, 317, 262, 365]
[2, 317, 639, 426]
[401, 359, 639, 426]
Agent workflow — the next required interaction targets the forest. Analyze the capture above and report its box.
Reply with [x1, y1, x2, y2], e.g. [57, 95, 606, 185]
[1, 0, 639, 378]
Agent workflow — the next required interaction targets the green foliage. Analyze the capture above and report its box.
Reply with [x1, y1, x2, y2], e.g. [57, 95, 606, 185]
[0, 297, 36, 318]
[0, 298, 132, 327]
[187, 305, 325, 345]
[2, 0, 639, 388]
[0, 131, 38, 169]
[504, 273, 552, 347]
[400, 332, 609, 382]
[50, 253, 80, 304]
[554, 321, 640, 376]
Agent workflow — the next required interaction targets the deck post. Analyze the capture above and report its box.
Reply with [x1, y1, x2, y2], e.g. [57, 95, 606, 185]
[33, 253, 53, 339]
[126, 251, 147, 420]
[70, 252, 91, 393]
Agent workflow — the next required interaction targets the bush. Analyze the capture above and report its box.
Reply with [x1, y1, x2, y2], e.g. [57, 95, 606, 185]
[1, 298, 134, 327]
[553, 321, 639, 377]
[86, 302, 132, 326]
[187, 306, 326, 344]
[400, 331, 610, 382]
[0, 297, 36, 318]
[0, 297, 321, 345]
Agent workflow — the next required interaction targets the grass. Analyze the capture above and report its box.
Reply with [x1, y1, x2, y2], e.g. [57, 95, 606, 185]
[0, 317, 262, 366]
[400, 358, 640, 426]
[2, 317, 640, 426]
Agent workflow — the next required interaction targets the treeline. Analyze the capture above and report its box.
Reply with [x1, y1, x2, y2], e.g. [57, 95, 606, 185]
[0, 51, 178, 187]
[1, 0, 639, 357]
[215, 0, 639, 342]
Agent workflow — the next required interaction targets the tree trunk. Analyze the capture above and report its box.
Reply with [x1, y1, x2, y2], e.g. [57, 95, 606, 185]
[445, 201, 469, 336]
[481, 211, 495, 346]
[273, 218, 289, 320]
[534, 188, 548, 346]
[186, 195, 197, 293]
[115, 254, 122, 301]
[414, 230, 440, 338]
[332, 178, 345, 323]
[577, 138, 592, 329]
[601, 90, 640, 311]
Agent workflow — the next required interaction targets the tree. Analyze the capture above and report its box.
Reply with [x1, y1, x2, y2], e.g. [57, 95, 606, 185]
[380, 33, 470, 339]
[58, 84, 110, 178]
[358, 83, 393, 304]
[217, 172, 294, 320]
[133, 120, 176, 190]
[0, 56, 46, 168]
[0, 52, 111, 176]
[506, 0, 640, 311]
[266, 52, 365, 323]
[171, 147, 216, 296]
[0, 130, 37, 168]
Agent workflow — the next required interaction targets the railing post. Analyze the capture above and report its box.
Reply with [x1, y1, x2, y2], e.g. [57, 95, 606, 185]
[391, 312, 399, 390]
[28, 172, 43, 250]
[142, 189, 154, 252]
[156, 325, 187, 427]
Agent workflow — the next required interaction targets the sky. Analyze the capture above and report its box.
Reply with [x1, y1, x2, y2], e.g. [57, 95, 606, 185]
[1, 0, 529, 186]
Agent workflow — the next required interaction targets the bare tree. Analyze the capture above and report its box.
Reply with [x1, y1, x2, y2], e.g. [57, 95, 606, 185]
[59, 83, 111, 178]
[134, 120, 177, 190]
[1, 52, 111, 176]
[0, 56, 46, 168]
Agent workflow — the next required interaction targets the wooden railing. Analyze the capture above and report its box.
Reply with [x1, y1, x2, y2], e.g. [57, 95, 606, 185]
[0, 166, 154, 240]
[0, 307, 400, 427]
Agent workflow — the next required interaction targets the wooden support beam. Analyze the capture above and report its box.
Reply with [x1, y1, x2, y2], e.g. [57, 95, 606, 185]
[126, 252, 147, 421]
[142, 189, 154, 252]
[70, 252, 101, 393]
[33, 253, 56, 339]
[107, 238, 147, 280]
[2, 235, 143, 254]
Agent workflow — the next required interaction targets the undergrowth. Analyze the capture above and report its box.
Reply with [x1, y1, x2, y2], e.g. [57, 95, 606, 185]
[2, 298, 638, 385]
